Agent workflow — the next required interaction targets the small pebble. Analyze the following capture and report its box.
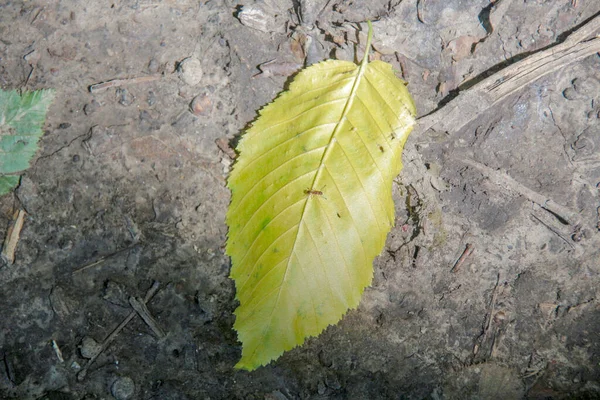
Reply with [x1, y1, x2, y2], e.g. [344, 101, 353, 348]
[111, 376, 135, 400]
[562, 87, 578, 100]
[83, 100, 100, 115]
[80, 336, 102, 359]
[317, 381, 327, 395]
[237, 5, 272, 33]
[49, 285, 73, 320]
[102, 280, 129, 307]
[117, 88, 134, 106]
[190, 94, 212, 116]
[148, 58, 159, 73]
[147, 90, 156, 106]
[58, 122, 71, 129]
[177, 57, 203, 86]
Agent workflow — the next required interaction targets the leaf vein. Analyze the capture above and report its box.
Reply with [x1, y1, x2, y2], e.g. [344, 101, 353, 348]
[236, 257, 289, 319]
[317, 198, 354, 294]
[332, 139, 385, 233]
[236, 220, 301, 297]
[255, 97, 347, 138]
[322, 166, 368, 264]
[345, 118, 387, 187]
[303, 217, 339, 314]
[235, 196, 306, 289]
[231, 166, 317, 258]
[230, 121, 336, 211]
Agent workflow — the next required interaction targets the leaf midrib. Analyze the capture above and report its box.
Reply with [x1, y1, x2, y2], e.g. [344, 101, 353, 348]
[246, 52, 373, 363]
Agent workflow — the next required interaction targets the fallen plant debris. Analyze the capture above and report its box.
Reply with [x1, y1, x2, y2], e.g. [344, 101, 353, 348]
[451, 242, 474, 273]
[77, 281, 161, 381]
[88, 75, 162, 94]
[1, 209, 26, 265]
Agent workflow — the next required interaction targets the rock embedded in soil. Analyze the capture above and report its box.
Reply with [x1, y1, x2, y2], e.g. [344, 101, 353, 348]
[111, 376, 135, 400]
[190, 93, 212, 116]
[83, 100, 100, 115]
[79, 336, 102, 359]
[177, 57, 203, 86]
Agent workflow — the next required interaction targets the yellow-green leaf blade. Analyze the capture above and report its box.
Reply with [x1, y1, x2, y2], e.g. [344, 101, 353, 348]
[227, 52, 416, 370]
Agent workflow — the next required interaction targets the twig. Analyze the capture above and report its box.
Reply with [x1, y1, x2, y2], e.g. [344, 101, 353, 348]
[89, 75, 162, 94]
[460, 158, 580, 226]
[71, 244, 138, 274]
[129, 296, 166, 339]
[485, 273, 501, 338]
[451, 243, 474, 272]
[77, 281, 160, 381]
[51, 339, 64, 363]
[417, 15, 600, 135]
[1, 209, 26, 264]
[474, 273, 501, 357]
[530, 214, 575, 249]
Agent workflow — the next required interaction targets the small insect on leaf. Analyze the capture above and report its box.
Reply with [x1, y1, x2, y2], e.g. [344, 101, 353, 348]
[226, 20, 416, 371]
[304, 188, 323, 197]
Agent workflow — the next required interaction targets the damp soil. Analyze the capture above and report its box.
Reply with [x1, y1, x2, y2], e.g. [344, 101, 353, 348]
[1, 1, 600, 399]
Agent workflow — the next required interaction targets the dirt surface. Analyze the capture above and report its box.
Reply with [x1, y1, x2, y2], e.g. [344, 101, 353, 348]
[1, 0, 599, 399]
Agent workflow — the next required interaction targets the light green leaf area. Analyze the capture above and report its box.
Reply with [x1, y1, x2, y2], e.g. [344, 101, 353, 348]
[227, 34, 416, 370]
[0, 175, 21, 195]
[0, 89, 55, 195]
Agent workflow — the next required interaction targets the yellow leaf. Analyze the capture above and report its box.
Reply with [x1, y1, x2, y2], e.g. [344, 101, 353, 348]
[226, 21, 416, 370]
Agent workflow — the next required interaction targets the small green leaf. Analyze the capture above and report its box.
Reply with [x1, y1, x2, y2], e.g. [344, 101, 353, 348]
[227, 21, 416, 370]
[0, 88, 55, 194]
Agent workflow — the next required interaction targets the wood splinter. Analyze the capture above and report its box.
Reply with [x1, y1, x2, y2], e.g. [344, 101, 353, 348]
[1, 209, 26, 265]
[89, 74, 162, 94]
[451, 243, 474, 272]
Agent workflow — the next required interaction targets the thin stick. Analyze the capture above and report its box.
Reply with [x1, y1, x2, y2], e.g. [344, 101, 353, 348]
[51, 339, 64, 363]
[89, 75, 162, 94]
[129, 296, 166, 339]
[486, 274, 501, 335]
[1, 209, 26, 264]
[72, 245, 138, 274]
[77, 281, 160, 381]
[474, 273, 501, 356]
[451, 243, 474, 272]
[461, 158, 580, 226]
[530, 214, 575, 249]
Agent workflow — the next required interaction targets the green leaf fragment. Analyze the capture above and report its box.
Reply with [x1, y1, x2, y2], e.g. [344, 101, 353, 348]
[0, 89, 55, 194]
[0, 175, 21, 196]
[226, 21, 416, 370]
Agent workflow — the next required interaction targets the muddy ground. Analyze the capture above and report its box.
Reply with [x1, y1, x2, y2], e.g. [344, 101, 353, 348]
[1, 0, 600, 399]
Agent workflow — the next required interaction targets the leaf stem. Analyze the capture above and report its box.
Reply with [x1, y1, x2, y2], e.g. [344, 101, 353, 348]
[361, 21, 374, 67]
